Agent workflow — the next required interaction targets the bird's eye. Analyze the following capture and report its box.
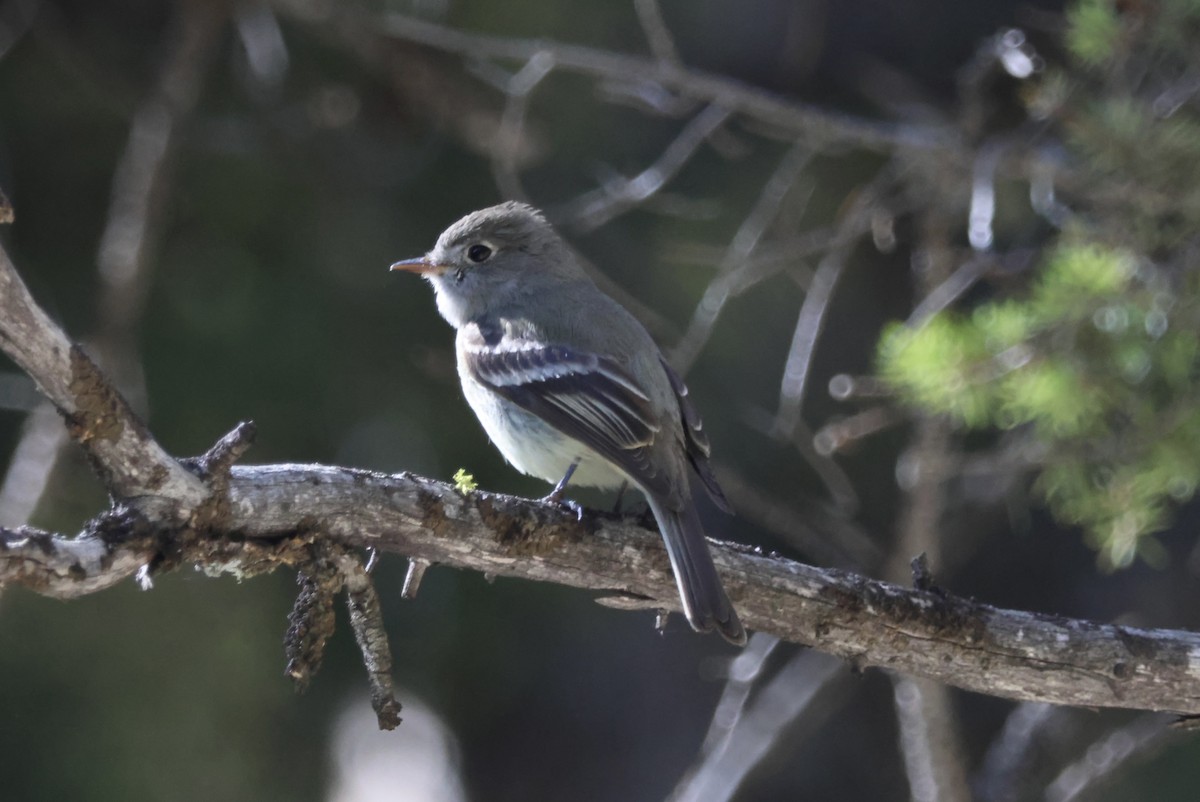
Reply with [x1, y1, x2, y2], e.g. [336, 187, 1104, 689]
[466, 243, 493, 263]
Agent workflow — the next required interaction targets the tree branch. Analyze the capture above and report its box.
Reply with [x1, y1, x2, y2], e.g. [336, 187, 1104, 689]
[4, 240, 1200, 718]
[377, 13, 954, 153]
[0, 244, 205, 510]
[6, 461, 1200, 715]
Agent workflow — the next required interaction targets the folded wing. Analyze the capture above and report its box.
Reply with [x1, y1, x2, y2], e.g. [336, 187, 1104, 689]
[465, 343, 672, 497]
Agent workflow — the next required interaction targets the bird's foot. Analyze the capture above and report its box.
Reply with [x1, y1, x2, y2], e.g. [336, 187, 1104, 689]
[539, 490, 584, 521]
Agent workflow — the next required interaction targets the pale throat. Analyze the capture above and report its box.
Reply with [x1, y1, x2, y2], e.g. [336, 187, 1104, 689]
[429, 277, 473, 329]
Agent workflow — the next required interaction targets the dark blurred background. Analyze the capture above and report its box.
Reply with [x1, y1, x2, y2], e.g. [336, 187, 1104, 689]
[4, 1, 1200, 800]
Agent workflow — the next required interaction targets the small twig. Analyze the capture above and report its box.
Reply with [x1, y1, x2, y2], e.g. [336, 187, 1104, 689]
[974, 702, 1066, 802]
[827, 373, 891, 401]
[669, 649, 847, 802]
[556, 102, 732, 231]
[967, 141, 1005, 250]
[770, 177, 893, 439]
[768, 247, 852, 439]
[812, 405, 904, 456]
[886, 275, 970, 801]
[0, 403, 67, 527]
[712, 464, 879, 569]
[906, 253, 993, 328]
[672, 140, 814, 372]
[593, 77, 699, 118]
[670, 632, 781, 799]
[633, 0, 682, 66]
[1044, 715, 1175, 802]
[94, 0, 226, 402]
[379, 14, 955, 153]
[401, 557, 430, 599]
[194, 421, 258, 479]
[700, 632, 781, 754]
[491, 51, 555, 203]
[893, 676, 972, 802]
[339, 551, 403, 730]
[744, 393, 862, 514]
[233, 3, 289, 88]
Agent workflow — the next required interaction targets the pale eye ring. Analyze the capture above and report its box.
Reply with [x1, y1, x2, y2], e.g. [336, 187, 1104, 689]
[466, 243, 493, 263]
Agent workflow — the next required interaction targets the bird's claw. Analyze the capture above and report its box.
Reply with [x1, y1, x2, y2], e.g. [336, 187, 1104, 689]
[540, 492, 584, 521]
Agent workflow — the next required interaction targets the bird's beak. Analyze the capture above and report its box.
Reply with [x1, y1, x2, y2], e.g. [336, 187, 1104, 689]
[389, 256, 448, 275]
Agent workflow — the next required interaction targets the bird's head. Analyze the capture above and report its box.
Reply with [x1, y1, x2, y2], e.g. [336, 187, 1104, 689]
[391, 202, 579, 327]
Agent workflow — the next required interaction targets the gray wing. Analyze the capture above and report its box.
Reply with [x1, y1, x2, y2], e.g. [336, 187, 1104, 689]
[658, 356, 733, 514]
[464, 344, 674, 498]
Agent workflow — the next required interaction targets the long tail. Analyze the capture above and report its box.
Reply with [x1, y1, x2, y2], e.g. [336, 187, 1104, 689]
[647, 494, 746, 645]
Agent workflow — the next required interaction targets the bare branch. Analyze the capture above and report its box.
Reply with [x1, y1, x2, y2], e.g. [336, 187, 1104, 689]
[1044, 714, 1176, 802]
[828, 373, 890, 401]
[339, 549, 403, 730]
[813, 405, 904, 457]
[94, 0, 225, 395]
[401, 557, 430, 599]
[0, 0, 222, 526]
[490, 51, 555, 203]
[770, 178, 891, 439]
[906, 253, 994, 328]
[379, 14, 955, 153]
[668, 648, 847, 802]
[633, 0, 682, 67]
[698, 633, 782, 756]
[967, 140, 1004, 250]
[893, 676, 972, 802]
[886, 297, 971, 800]
[713, 465, 880, 569]
[556, 102, 731, 231]
[742, 407, 860, 513]
[975, 702, 1069, 802]
[7, 461, 1200, 714]
[768, 247, 852, 438]
[0, 403, 66, 527]
[0, 243, 205, 509]
[0, 510, 156, 598]
[671, 141, 813, 372]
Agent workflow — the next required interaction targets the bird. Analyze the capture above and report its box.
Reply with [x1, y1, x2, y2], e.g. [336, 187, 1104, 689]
[391, 202, 745, 645]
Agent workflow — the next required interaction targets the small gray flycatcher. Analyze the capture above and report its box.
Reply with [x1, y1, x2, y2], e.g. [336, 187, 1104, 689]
[391, 202, 745, 645]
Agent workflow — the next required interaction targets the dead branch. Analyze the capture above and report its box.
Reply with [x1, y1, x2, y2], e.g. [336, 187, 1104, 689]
[6, 458, 1200, 716]
[5, 238, 1200, 718]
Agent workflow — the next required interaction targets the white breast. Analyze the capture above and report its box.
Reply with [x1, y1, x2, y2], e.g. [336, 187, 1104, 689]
[459, 370, 627, 490]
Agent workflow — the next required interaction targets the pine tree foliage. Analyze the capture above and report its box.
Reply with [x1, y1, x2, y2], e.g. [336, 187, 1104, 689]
[879, 0, 1200, 568]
